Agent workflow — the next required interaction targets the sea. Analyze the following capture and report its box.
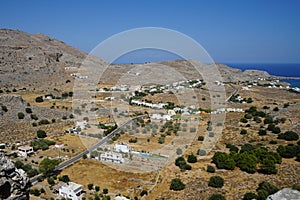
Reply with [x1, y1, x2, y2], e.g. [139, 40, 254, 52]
[224, 63, 300, 88]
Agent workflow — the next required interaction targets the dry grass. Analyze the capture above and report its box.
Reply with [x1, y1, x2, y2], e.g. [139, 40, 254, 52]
[61, 159, 158, 198]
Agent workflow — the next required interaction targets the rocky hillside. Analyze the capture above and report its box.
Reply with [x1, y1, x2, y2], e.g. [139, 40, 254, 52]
[0, 153, 30, 199]
[0, 29, 104, 92]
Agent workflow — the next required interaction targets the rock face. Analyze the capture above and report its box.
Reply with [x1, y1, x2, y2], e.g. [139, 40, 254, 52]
[266, 188, 300, 200]
[0, 154, 30, 200]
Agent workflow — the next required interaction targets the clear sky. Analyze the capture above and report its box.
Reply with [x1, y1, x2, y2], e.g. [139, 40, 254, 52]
[1, 0, 300, 63]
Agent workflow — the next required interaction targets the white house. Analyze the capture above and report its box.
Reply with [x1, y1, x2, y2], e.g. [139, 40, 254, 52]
[167, 109, 176, 116]
[100, 152, 124, 163]
[150, 113, 171, 121]
[114, 143, 130, 153]
[59, 182, 83, 200]
[17, 146, 34, 157]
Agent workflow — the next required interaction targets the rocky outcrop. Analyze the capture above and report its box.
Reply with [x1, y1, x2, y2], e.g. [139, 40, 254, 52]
[0, 154, 30, 200]
[266, 188, 300, 200]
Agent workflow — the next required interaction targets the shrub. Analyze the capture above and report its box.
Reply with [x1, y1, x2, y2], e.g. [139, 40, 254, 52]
[198, 135, 204, 141]
[95, 186, 100, 192]
[170, 178, 185, 191]
[30, 114, 38, 120]
[208, 194, 226, 200]
[244, 114, 252, 119]
[240, 118, 248, 123]
[176, 148, 182, 155]
[278, 131, 299, 141]
[187, 154, 197, 163]
[256, 181, 279, 200]
[47, 177, 55, 185]
[30, 189, 41, 196]
[35, 96, 44, 103]
[18, 112, 25, 119]
[208, 176, 224, 188]
[240, 129, 247, 135]
[273, 107, 279, 111]
[129, 137, 138, 143]
[1, 105, 8, 112]
[236, 152, 258, 173]
[103, 188, 108, 194]
[258, 129, 267, 136]
[260, 158, 277, 174]
[207, 165, 215, 173]
[59, 175, 70, 183]
[212, 152, 235, 170]
[175, 156, 191, 170]
[243, 192, 258, 200]
[37, 130, 47, 138]
[197, 149, 206, 156]
[269, 140, 278, 144]
[87, 183, 93, 190]
[38, 119, 50, 125]
[25, 107, 32, 113]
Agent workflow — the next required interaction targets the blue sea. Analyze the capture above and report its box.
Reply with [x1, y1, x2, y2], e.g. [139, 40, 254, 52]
[225, 63, 300, 88]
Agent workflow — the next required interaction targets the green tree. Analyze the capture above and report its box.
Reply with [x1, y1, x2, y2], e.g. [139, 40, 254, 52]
[240, 118, 248, 123]
[95, 186, 100, 192]
[103, 188, 108, 194]
[198, 135, 204, 141]
[37, 130, 47, 138]
[39, 158, 59, 176]
[256, 181, 279, 200]
[208, 194, 226, 200]
[207, 165, 215, 173]
[47, 177, 55, 185]
[260, 158, 277, 174]
[59, 175, 70, 183]
[208, 176, 224, 188]
[212, 152, 236, 170]
[87, 183, 94, 190]
[278, 131, 299, 141]
[236, 152, 258, 173]
[187, 154, 197, 163]
[169, 178, 185, 191]
[243, 192, 258, 200]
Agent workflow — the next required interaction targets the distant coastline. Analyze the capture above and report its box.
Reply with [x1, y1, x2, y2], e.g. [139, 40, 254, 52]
[225, 63, 300, 88]
[225, 63, 300, 77]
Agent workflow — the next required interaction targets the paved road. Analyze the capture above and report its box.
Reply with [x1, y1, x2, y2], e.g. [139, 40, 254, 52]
[226, 84, 239, 102]
[30, 115, 146, 185]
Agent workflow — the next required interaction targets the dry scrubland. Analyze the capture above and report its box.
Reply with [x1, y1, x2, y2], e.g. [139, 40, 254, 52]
[0, 29, 299, 200]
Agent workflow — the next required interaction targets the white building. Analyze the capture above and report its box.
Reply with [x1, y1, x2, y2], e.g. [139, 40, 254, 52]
[100, 152, 124, 163]
[150, 113, 171, 121]
[114, 196, 130, 200]
[59, 182, 83, 200]
[17, 146, 33, 157]
[114, 143, 130, 153]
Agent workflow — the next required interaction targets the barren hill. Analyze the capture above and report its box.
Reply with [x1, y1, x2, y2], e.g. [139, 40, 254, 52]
[0, 29, 105, 92]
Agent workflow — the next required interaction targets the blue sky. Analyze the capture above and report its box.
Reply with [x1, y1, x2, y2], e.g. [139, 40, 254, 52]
[1, 0, 300, 63]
